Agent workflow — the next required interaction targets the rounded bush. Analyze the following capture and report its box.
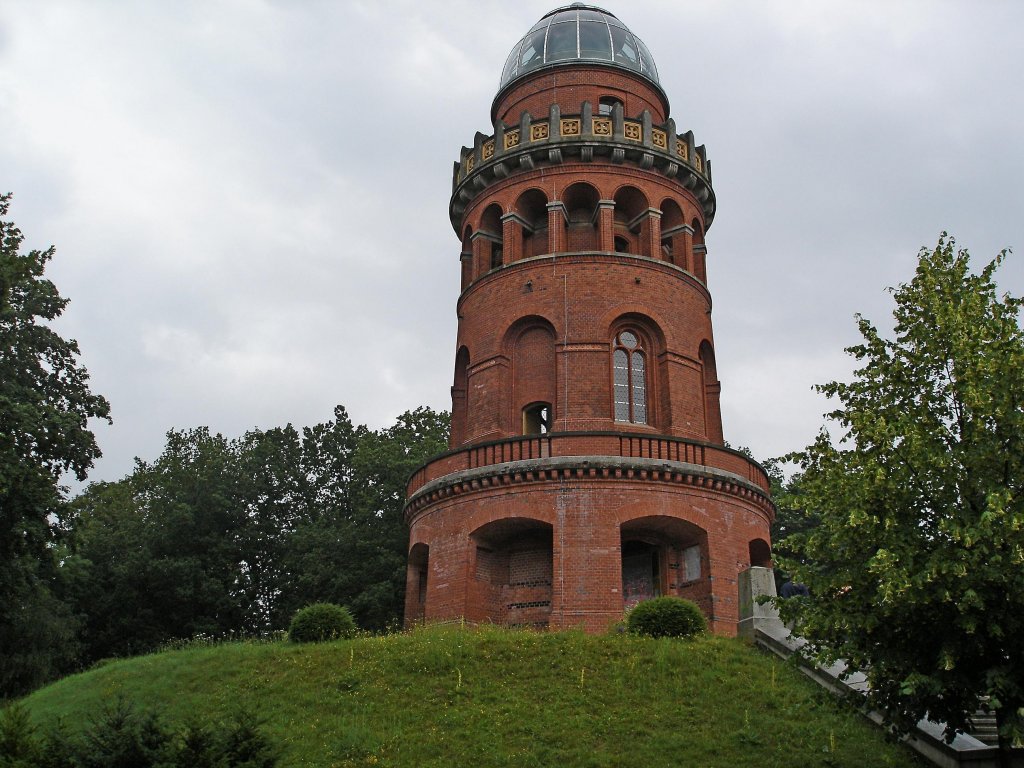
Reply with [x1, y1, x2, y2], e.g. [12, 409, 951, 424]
[288, 603, 357, 643]
[626, 596, 707, 639]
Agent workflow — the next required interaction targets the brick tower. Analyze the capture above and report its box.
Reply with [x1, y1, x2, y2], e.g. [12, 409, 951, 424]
[405, 3, 774, 635]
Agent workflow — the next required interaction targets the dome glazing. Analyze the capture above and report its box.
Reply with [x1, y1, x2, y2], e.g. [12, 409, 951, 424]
[499, 4, 659, 89]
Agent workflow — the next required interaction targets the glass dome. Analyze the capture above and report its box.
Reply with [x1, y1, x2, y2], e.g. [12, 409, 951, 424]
[500, 4, 659, 90]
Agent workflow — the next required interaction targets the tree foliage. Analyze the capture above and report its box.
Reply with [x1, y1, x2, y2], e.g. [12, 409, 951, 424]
[780, 236, 1024, 756]
[0, 194, 110, 697]
[66, 406, 450, 662]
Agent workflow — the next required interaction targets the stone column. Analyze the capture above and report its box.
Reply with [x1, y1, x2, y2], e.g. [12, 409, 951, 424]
[547, 201, 567, 254]
[501, 214, 521, 264]
[597, 200, 615, 252]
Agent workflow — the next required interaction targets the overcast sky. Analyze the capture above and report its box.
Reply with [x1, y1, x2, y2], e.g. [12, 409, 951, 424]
[3, 0, 1022, 488]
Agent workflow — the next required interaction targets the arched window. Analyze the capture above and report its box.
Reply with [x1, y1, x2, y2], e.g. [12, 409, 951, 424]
[523, 402, 551, 434]
[599, 96, 623, 116]
[613, 329, 646, 424]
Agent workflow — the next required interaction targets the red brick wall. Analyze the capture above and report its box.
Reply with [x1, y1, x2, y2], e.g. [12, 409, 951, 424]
[450, 254, 716, 445]
[493, 67, 668, 125]
[406, 55, 774, 637]
[405, 471, 772, 635]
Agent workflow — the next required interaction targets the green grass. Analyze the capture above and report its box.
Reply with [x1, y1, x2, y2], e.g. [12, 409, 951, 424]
[17, 625, 925, 767]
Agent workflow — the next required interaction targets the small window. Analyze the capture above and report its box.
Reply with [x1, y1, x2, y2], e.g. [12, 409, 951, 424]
[614, 236, 630, 253]
[599, 96, 623, 116]
[523, 402, 551, 434]
[491, 243, 503, 270]
[682, 545, 701, 582]
[613, 330, 646, 424]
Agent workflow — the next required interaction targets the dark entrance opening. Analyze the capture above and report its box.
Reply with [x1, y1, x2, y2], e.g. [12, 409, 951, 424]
[622, 540, 660, 608]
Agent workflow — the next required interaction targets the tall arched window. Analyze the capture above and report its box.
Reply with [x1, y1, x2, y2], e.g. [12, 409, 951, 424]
[613, 329, 646, 424]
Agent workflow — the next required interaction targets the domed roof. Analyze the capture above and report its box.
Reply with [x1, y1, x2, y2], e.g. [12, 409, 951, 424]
[499, 4, 659, 90]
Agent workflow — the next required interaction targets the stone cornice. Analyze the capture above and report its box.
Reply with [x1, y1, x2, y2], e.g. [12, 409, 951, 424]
[405, 455, 774, 525]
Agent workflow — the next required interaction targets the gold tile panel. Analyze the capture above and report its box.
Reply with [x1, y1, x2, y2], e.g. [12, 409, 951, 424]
[560, 118, 581, 137]
[530, 123, 549, 141]
[624, 122, 642, 141]
[652, 129, 667, 150]
[482, 140, 494, 160]
[592, 117, 612, 136]
[504, 130, 521, 150]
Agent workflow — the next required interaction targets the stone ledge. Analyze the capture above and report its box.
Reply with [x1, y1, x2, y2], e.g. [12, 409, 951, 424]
[405, 454, 772, 524]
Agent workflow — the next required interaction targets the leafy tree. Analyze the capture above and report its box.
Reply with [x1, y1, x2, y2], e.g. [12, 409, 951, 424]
[780, 236, 1024, 760]
[68, 429, 251, 658]
[67, 406, 450, 659]
[282, 407, 449, 630]
[0, 194, 110, 696]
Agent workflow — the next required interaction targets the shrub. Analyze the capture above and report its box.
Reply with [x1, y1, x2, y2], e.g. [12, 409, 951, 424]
[288, 603, 356, 643]
[0, 698, 279, 768]
[626, 597, 707, 639]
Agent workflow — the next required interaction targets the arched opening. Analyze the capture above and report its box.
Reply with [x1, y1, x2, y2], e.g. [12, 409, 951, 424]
[598, 96, 623, 116]
[613, 186, 651, 257]
[562, 182, 600, 251]
[471, 518, 554, 628]
[451, 346, 470, 446]
[480, 204, 504, 271]
[407, 543, 430, 623]
[515, 189, 549, 259]
[621, 516, 710, 617]
[699, 340, 723, 443]
[522, 401, 551, 434]
[509, 319, 557, 435]
[749, 538, 772, 569]
[659, 199, 685, 265]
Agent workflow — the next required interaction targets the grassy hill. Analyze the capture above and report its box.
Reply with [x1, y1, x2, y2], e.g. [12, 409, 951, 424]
[17, 625, 924, 767]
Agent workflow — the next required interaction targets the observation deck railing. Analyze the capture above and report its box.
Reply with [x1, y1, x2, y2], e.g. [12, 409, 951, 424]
[406, 431, 771, 499]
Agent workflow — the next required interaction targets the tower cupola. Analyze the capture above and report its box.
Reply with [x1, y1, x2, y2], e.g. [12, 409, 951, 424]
[499, 4, 662, 93]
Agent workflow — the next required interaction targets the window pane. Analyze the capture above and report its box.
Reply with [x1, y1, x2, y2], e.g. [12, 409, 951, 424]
[611, 27, 640, 70]
[614, 349, 629, 421]
[520, 30, 547, 71]
[683, 545, 701, 581]
[546, 21, 577, 62]
[636, 38, 658, 80]
[502, 42, 521, 83]
[619, 331, 638, 349]
[579, 21, 611, 60]
[632, 352, 646, 423]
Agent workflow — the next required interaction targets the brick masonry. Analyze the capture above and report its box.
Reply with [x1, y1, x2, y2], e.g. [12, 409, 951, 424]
[405, 11, 774, 636]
